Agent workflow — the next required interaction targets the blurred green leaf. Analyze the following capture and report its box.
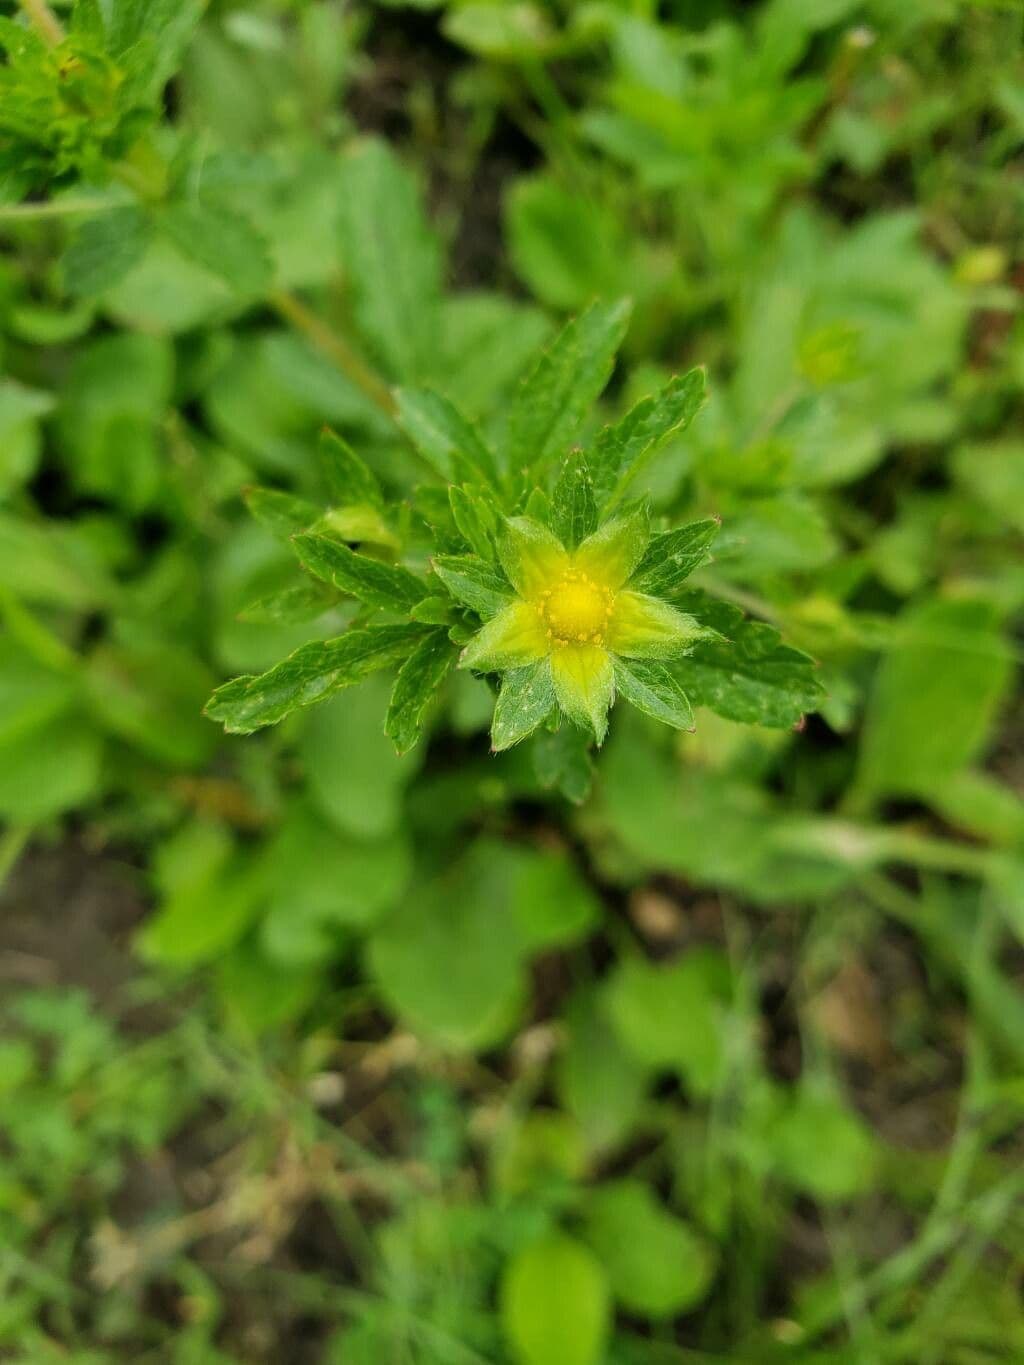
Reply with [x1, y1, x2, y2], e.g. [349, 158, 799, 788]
[583, 1179, 715, 1317]
[856, 598, 1014, 803]
[503, 299, 632, 476]
[604, 949, 732, 1096]
[500, 1234, 609, 1365]
[338, 139, 443, 383]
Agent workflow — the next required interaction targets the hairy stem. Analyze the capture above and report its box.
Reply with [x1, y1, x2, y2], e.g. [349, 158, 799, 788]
[268, 288, 396, 418]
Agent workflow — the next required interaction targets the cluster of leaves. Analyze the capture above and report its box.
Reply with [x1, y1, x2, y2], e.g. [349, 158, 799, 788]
[1, 1, 1023, 1363]
[0, 0, 202, 192]
[206, 298, 822, 763]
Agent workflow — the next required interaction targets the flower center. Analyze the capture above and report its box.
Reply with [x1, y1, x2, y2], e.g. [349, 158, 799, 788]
[537, 570, 614, 646]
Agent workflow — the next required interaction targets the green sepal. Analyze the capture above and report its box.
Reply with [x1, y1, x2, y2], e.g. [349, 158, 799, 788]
[385, 627, 455, 754]
[498, 517, 568, 598]
[491, 660, 557, 752]
[613, 657, 695, 731]
[293, 533, 427, 612]
[574, 504, 650, 589]
[550, 646, 615, 745]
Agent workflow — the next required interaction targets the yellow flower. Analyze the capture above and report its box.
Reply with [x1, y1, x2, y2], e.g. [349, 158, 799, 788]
[457, 511, 705, 747]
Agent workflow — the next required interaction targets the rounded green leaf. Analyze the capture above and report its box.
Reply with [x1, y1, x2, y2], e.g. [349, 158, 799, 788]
[583, 1179, 715, 1319]
[501, 1233, 610, 1365]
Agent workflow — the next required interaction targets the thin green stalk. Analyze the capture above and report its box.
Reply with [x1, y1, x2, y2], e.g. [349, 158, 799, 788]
[18, 0, 64, 45]
[268, 288, 396, 418]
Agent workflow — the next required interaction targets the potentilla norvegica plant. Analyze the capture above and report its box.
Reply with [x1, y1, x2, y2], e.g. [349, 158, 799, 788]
[206, 301, 825, 770]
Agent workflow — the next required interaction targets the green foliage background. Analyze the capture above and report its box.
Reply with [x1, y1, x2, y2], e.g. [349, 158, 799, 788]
[0, 1, 1023, 1362]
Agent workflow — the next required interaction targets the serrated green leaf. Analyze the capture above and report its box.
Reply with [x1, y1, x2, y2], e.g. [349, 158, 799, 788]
[319, 429, 383, 509]
[205, 624, 428, 733]
[630, 517, 719, 597]
[504, 300, 632, 477]
[243, 486, 320, 541]
[449, 483, 499, 561]
[587, 369, 706, 510]
[491, 660, 556, 752]
[162, 201, 272, 296]
[674, 594, 824, 728]
[63, 207, 150, 297]
[338, 139, 443, 382]
[394, 387, 501, 486]
[385, 627, 455, 753]
[613, 657, 694, 731]
[432, 554, 513, 620]
[293, 533, 427, 612]
[551, 451, 598, 549]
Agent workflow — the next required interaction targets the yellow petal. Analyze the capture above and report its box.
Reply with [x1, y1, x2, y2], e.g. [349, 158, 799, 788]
[549, 644, 614, 744]
[460, 600, 549, 672]
[572, 506, 650, 590]
[499, 517, 571, 599]
[608, 590, 704, 659]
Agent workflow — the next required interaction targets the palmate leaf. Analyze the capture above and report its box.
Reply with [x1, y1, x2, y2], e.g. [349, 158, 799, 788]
[384, 627, 455, 754]
[293, 533, 427, 612]
[503, 299, 632, 477]
[205, 624, 429, 733]
[587, 369, 706, 511]
[674, 594, 824, 728]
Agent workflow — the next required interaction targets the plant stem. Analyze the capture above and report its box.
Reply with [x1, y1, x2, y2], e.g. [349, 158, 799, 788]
[18, 0, 65, 45]
[268, 288, 396, 418]
[0, 197, 116, 221]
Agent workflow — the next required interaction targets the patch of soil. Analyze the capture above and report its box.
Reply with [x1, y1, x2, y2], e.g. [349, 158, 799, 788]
[0, 838, 147, 1006]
